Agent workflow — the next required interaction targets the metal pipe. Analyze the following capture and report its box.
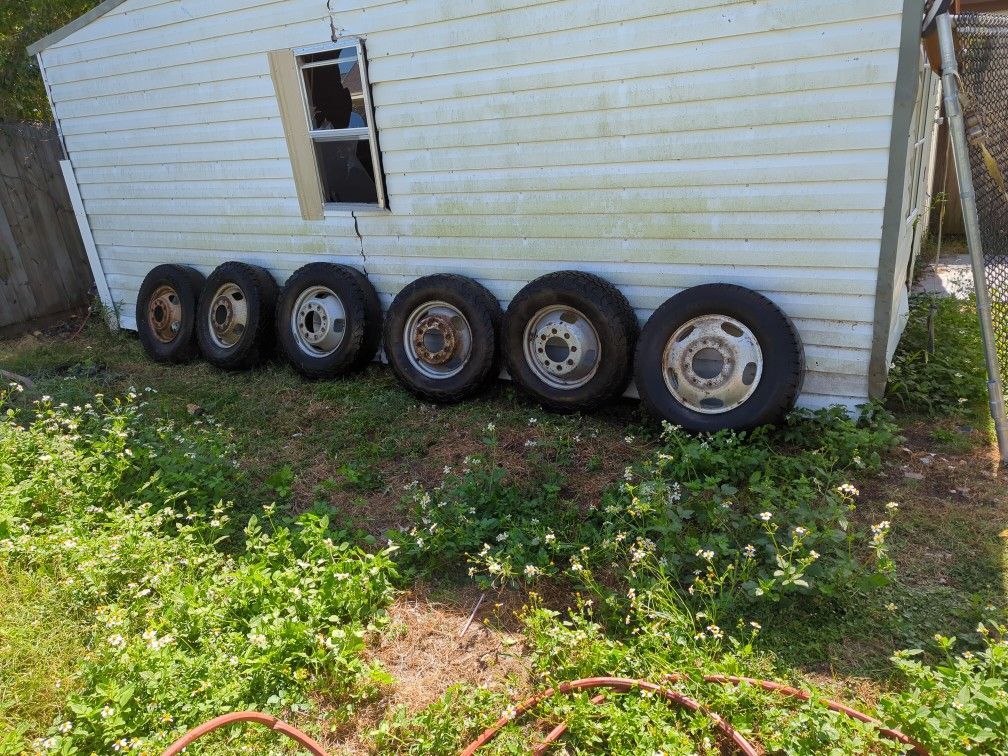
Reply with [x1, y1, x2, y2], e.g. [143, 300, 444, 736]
[936, 11, 1008, 464]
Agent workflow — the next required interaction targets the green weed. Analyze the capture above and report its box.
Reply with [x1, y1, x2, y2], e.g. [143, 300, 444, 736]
[887, 294, 989, 418]
[0, 387, 398, 754]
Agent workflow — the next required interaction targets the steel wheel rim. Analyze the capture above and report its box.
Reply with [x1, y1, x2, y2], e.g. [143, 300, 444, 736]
[207, 283, 249, 350]
[148, 284, 183, 344]
[522, 305, 602, 390]
[290, 285, 346, 358]
[404, 301, 473, 380]
[662, 315, 763, 415]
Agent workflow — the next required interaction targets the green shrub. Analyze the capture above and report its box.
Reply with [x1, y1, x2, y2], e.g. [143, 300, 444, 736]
[886, 294, 989, 417]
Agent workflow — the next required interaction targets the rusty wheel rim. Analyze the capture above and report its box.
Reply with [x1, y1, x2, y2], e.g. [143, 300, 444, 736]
[662, 315, 763, 414]
[404, 301, 473, 380]
[522, 305, 601, 390]
[207, 283, 249, 350]
[148, 285, 184, 344]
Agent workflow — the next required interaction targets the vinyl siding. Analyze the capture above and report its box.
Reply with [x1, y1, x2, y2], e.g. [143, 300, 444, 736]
[40, 0, 912, 410]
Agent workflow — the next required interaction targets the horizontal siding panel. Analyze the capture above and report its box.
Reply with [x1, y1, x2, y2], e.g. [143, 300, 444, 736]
[354, 211, 884, 241]
[381, 131, 895, 177]
[74, 158, 294, 184]
[383, 184, 888, 216]
[54, 74, 272, 120]
[377, 54, 896, 131]
[359, 236, 883, 269]
[71, 137, 289, 168]
[99, 248, 364, 270]
[84, 197, 305, 217]
[374, 18, 902, 107]
[386, 152, 890, 192]
[359, 257, 878, 297]
[78, 178, 297, 201]
[367, 2, 901, 81]
[92, 229, 355, 256]
[80, 183, 887, 218]
[379, 119, 893, 170]
[65, 119, 286, 152]
[59, 98, 278, 137]
[797, 394, 866, 413]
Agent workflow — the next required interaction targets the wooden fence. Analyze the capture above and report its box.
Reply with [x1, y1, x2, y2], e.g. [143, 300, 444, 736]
[0, 123, 93, 338]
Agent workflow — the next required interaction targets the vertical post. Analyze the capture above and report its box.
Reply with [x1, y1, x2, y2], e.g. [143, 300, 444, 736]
[60, 160, 119, 331]
[936, 11, 1008, 463]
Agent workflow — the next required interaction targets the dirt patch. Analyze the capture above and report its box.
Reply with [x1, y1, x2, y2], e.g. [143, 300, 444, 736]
[321, 585, 531, 753]
[291, 417, 644, 538]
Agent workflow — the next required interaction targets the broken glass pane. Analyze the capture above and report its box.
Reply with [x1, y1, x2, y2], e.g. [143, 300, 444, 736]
[314, 140, 378, 205]
[303, 47, 369, 130]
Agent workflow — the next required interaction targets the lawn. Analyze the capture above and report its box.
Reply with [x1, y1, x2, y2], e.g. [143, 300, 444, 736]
[1, 294, 1006, 755]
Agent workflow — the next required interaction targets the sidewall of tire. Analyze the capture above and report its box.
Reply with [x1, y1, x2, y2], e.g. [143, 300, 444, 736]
[383, 275, 501, 403]
[136, 264, 204, 364]
[196, 262, 277, 370]
[636, 285, 804, 432]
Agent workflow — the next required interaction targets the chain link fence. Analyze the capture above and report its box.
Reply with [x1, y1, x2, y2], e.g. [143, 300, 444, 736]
[956, 12, 1008, 385]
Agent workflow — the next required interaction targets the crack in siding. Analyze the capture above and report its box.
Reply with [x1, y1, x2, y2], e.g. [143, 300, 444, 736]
[351, 210, 369, 277]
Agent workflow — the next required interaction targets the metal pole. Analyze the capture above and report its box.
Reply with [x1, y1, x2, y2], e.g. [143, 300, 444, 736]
[936, 11, 1008, 464]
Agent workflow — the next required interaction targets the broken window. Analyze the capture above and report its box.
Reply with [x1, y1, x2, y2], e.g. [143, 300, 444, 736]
[298, 41, 386, 208]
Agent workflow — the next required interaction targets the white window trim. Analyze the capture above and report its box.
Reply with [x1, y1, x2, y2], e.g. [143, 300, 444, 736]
[295, 38, 389, 211]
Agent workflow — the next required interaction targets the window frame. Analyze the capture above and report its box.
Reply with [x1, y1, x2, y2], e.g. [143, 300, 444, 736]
[293, 38, 388, 211]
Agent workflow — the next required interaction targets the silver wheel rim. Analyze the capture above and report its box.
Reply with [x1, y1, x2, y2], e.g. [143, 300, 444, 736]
[662, 315, 763, 415]
[404, 301, 473, 380]
[290, 285, 346, 358]
[523, 305, 601, 390]
[207, 283, 249, 350]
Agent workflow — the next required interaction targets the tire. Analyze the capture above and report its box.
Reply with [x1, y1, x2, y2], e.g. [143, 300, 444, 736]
[196, 262, 278, 370]
[136, 264, 205, 364]
[275, 263, 382, 379]
[503, 271, 638, 412]
[341, 266, 383, 372]
[383, 274, 502, 403]
[635, 284, 804, 432]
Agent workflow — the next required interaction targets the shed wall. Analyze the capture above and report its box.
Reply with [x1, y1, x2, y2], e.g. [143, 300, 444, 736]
[40, 0, 911, 410]
[885, 61, 942, 365]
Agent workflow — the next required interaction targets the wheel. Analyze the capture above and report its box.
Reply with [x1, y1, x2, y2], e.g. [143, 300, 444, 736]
[635, 284, 804, 432]
[503, 271, 638, 412]
[383, 274, 502, 403]
[275, 263, 381, 379]
[196, 262, 278, 370]
[136, 264, 205, 363]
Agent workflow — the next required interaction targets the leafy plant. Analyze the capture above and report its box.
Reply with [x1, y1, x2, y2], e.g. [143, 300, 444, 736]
[394, 407, 901, 621]
[886, 294, 989, 417]
[0, 387, 398, 753]
[881, 621, 1008, 755]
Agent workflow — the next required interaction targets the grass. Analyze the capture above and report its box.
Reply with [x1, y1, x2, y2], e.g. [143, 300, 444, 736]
[0, 566, 85, 750]
[0, 294, 1006, 754]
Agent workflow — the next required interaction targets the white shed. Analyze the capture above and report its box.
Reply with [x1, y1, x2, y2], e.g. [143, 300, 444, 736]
[30, 0, 939, 424]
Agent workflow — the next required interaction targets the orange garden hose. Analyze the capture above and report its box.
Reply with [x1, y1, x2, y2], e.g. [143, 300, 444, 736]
[160, 676, 928, 756]
[161, 712, 329, 756]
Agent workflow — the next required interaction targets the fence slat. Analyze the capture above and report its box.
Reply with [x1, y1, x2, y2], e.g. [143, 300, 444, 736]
[0, 123, 92, 335]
